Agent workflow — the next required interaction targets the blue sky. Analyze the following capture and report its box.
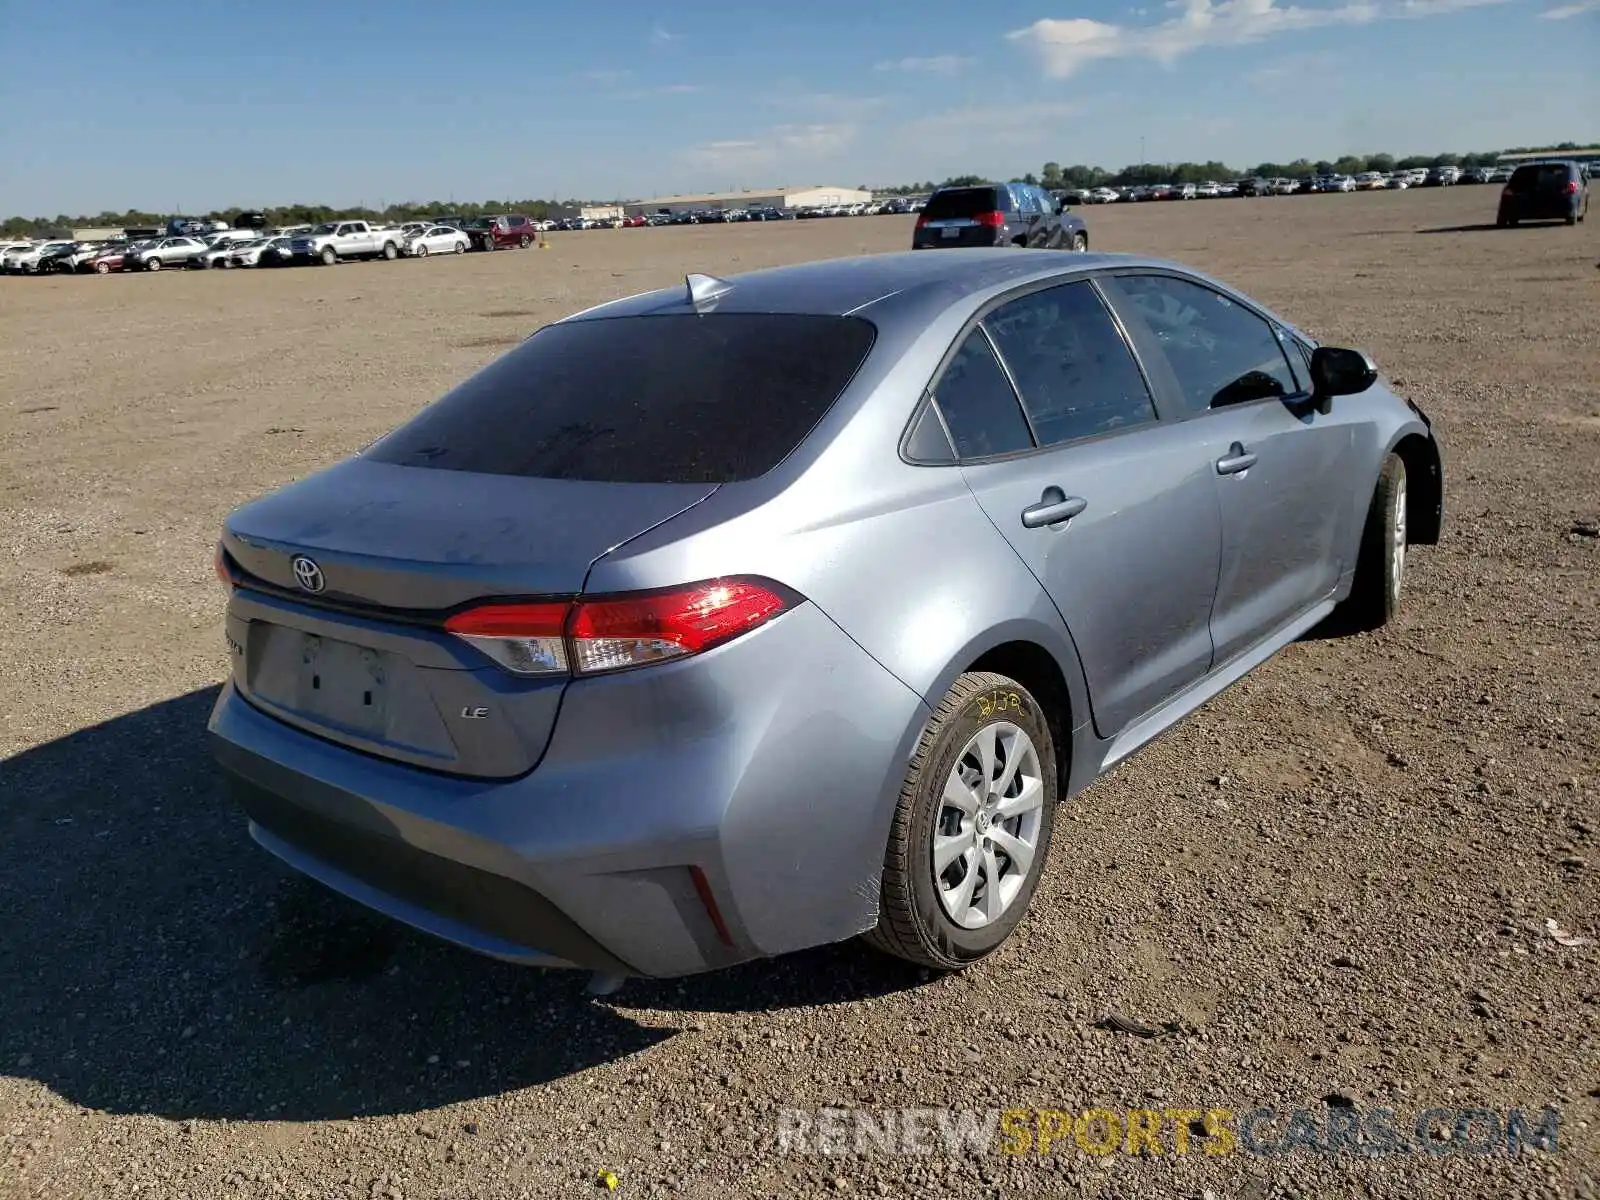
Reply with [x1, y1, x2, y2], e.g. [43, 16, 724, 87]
[0, 0, 1592, 215]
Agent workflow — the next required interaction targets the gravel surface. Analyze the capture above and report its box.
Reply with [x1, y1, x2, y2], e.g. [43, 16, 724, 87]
[2, 188, 1597, 1199]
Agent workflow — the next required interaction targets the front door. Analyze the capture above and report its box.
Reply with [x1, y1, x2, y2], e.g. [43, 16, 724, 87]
[934, 279, 1222, 737]
[1100, 271, 1362, 664]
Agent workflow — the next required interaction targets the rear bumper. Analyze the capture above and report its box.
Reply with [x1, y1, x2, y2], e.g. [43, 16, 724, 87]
[207, 600, 929, 978]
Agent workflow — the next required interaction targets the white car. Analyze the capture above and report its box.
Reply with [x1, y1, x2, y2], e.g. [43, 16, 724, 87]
[1327, 175, 1356, 193]
[229, 236, 294, 267]
[404, 225, 470, 257]
[1355, 172, 1387, 190]
[5, 240, 75, 274]
[1386, 173, 1410, 190]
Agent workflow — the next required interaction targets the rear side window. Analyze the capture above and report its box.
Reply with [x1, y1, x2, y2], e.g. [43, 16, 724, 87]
[923, 187, 1007, 219]
[930, 330, 1034, 459]
[365, 314, 876, 484]
[984, 282, 1157, 446]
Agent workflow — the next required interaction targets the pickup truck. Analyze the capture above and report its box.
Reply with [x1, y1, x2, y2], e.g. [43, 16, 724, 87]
[288, 220, 404, 265]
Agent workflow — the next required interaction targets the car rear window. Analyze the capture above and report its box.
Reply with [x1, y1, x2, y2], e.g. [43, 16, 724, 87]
[364, 313, 877, 484]
[1509, 164, 1572, 191]
[922, 187, 1007, 219]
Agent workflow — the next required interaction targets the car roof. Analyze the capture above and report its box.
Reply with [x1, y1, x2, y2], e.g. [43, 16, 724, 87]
[562, 250, 1180, 328]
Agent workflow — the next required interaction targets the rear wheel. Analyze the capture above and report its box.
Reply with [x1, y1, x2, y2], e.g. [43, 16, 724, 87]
[864, 671, 1058, 971]
[519, 234, 530, 248]
[453, 240, 466, 254]
[415, 243, 429, 257]
[382, 241, 399, 259]
[1337, 453, 1408, 632]
[1070, 232, 1088, 252]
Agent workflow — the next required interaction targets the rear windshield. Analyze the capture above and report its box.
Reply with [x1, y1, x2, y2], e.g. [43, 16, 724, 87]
[364, 313, 877, 484]
[922, 187, 1007, 219]
[1509, 163, 1572, 191]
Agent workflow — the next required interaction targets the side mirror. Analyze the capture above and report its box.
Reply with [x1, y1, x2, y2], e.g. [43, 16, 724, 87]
[1309, 346, 1378, 404]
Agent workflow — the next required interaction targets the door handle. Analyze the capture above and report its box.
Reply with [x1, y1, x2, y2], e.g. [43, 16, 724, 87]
[1020, 488, 1088, 529]
[1215, 442, 1258, 476]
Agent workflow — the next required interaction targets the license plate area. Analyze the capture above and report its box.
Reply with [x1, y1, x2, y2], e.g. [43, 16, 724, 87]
[941, 226, 960, 238]
[287, 632, 390, 737]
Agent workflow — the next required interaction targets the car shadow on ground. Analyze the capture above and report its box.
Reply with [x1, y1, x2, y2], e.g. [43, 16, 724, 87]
[0, 687, 918, 1122]
[1415, 223, 1507, 234]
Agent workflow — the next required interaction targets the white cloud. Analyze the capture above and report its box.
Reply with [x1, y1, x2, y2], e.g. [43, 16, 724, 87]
[651, 23, 682, 45]
[659, 84, 706, 94]
[1538, 0, 1597, 15]
[873, 55, 975, 73]
[1007, 0, 1508, 77]
[686, 123, 858, 171]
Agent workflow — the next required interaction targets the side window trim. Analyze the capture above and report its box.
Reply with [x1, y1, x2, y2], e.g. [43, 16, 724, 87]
[1097, 269, 1309, 420]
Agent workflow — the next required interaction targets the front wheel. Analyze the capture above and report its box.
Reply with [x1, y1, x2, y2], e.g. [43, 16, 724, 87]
[518, 234, 530, 248]
[863, 671, 1058, 971]
[1337, 453, 1408, 632]
[95, 262, 110, 275]
[145, 257, 161, 271]
[320, 246, 337, 266]
[1070, 232, 1088, 252]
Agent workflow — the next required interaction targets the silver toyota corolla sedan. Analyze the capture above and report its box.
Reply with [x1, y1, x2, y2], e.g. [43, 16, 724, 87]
[209, 250, 1444, 987]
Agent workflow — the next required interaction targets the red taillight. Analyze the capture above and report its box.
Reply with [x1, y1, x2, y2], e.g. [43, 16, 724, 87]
[973, 210, 1005, 228]
[1566, 180, 1580, 195]
[215, 543, 232, 587]
[914, 214, 928, 229]
[443, 578, 796, 677]
[1502, 185, 1513, 198]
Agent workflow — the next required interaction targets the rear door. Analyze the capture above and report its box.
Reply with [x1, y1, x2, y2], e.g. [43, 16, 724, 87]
[942, 278, 1223, 736]
[1099, 271, 1362, 665]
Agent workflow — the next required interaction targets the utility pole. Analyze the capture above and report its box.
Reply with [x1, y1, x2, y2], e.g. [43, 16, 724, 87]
[1139, 137, 1145, 167]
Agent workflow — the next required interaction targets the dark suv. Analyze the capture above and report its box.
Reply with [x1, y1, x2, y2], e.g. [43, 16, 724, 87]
[912, 182, 1088, 251]
[1497, 161, 1589, 227]
[464, 214, 538, 250]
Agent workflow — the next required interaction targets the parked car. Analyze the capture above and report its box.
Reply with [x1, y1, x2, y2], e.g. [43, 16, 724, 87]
[912, 182, 1088, 251]
[85, 242, 149, 274]
[1235, 177, 1270, 197]
[229, 236, 295, 268]
[404, 225, 471, 256]
[5, 240, 75, 274]
[128, 236, 208, 271]
[59, 242, 112, 272]
[1354, 172, 1387, 190]
[208, 249, 1443, 984]
[463, 214, 538, 250]
[290, 221, 404, 266]
[1496, 160, 1590, 227]
[1423, 165, 1460, 187]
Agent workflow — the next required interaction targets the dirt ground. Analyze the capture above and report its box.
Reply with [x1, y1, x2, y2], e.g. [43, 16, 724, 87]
[1, 188, 1597, 1200]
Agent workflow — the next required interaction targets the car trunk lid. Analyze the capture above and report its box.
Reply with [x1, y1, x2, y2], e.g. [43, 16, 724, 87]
[222, 458, 717, 777]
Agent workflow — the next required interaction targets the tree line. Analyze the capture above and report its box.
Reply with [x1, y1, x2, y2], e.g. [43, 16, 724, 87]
[4, 143, 1591, 237]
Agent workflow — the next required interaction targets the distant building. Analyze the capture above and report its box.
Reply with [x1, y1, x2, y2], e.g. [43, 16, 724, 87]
[580, 204, 624, 220]
[622, 185, 873, 216]
[72, 228, 125, 242]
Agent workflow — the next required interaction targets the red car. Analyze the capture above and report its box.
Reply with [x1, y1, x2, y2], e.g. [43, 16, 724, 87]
[462, 214, 538, 250]
[86, 244, 139, 274]
[621, 214, 648, 227]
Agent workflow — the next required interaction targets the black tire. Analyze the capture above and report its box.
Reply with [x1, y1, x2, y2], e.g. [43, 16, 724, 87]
[863, 670, 1058, 971]
[518, 234, 530, 248]
[1565, 213, 1578, 226]
[320, 246, 337, 266]
[1337, 452, 1408, 632]
[1071, 232, 1088, 252]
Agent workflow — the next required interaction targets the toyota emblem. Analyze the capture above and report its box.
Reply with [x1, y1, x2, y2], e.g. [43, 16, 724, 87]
[291, 555, 325, 594]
